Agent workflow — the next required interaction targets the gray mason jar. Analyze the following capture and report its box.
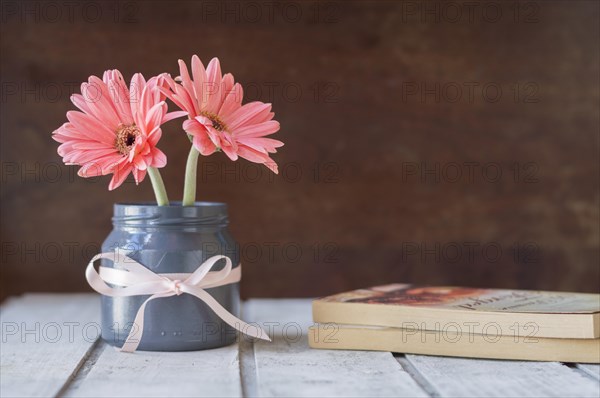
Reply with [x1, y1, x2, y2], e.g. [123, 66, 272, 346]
[100, 202, 240, 351]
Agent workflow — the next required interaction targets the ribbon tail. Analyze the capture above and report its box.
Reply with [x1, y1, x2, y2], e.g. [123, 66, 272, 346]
[121, 292, 174, 353]
[186, 287, 271, 342]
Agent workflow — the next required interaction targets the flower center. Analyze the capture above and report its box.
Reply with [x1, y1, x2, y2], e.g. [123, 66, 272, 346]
[115, 124, 141, 155]
[201, 112, 228, 132]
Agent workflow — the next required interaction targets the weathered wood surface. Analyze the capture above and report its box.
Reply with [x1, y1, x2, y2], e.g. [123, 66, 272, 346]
[576, 364, 600, 380]
[1, 295, 599, 397]
[404, 355, 600, 398]
[0, 294, 100, 398]
[243, 299, 427, 397]
[63, 341, 242, 398]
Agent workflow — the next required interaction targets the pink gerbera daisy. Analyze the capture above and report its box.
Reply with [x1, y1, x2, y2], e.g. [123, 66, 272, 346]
[164, 55, 283, 173]
[52, 70, 182, 190]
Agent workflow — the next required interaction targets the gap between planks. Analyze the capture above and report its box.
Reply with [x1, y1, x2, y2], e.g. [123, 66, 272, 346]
[59, 338, 260, 398]
[56, 338, 105, 397]
[394, 354, 440, 398]
[239, 328, 259, 398]
[571, 363, 600, 381]
[60, 329, 266, 398]
[243, 299, 428, 397]
[57, 303, 260, 398]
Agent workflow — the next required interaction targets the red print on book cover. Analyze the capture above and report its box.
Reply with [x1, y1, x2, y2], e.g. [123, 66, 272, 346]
[346, 285, 488, 306]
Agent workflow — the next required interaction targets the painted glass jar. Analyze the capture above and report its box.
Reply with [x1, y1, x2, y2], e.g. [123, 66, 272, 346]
[100, 202, 240, 351]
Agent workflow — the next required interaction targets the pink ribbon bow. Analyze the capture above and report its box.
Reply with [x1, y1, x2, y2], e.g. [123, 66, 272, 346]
[86, 252, 271, 353]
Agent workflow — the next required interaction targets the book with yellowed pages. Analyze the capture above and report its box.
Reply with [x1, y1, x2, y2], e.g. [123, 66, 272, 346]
[307, 324, 600, 363]
[312, 284, 600, 339]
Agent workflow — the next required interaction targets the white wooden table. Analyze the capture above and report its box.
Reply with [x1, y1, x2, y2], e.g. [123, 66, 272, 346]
[1, 295, 599, 398]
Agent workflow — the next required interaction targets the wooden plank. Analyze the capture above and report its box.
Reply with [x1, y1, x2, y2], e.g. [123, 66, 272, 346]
[64, 340, 242, 397]
[0, 294, 100, 398]
[576, 364, 600, 380]
[244, 299, 428, 397]
[405, 354, 600, 398]
[239, 333, 259, 397]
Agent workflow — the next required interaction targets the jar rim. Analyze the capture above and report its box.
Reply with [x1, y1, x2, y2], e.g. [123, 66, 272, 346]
[114, 201, 226, 207]
[112, 202, 228, 227]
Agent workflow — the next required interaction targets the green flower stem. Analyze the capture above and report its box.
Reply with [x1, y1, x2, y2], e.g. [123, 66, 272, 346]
[182, 146, 200, 206]
[147, 167, 170, 206]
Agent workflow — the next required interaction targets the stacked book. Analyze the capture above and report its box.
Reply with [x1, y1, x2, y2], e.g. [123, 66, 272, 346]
[308, 284, 600, 363]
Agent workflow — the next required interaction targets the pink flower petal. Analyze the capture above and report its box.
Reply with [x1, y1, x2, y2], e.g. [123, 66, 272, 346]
[85, 76, 122, 128]
[225, 102, 272, 131]
[78, 161, 108, 177]
[163, 110, 188, 123]
[178, 59, 199, 114]
[237, 145, 279, 174]
[107, 77, 134, 125]
[203, 57, 222, 114]
[194, 115, 223, 147]
[70, 94, 93, 115]
[174, 83, 197, 115]
[218, 82, 243, 117]
[147, 126, 162, 146]
[236, 137, 284, 153]
[151, 148, 167, 168]
[234, 120, 280, 138]
[109, 164, 133, 190]
[192, 132, 217, 156]
[221, 142, 239, 161]
[132, 167, 147, 184]
[191, 55, 207, 111]
[144, 102, 167, 135]
[66, 111, 115, 145]
[183, 118, 208, 137]
[129, 73, 146, 121]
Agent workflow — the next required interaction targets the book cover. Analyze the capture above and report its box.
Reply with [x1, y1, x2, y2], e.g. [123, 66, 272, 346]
[313, 284, 600, 339]
[319, 284, 600, 313]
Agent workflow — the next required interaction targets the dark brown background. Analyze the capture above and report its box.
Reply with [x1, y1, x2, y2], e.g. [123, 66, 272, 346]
[1, 0, 599, 301]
